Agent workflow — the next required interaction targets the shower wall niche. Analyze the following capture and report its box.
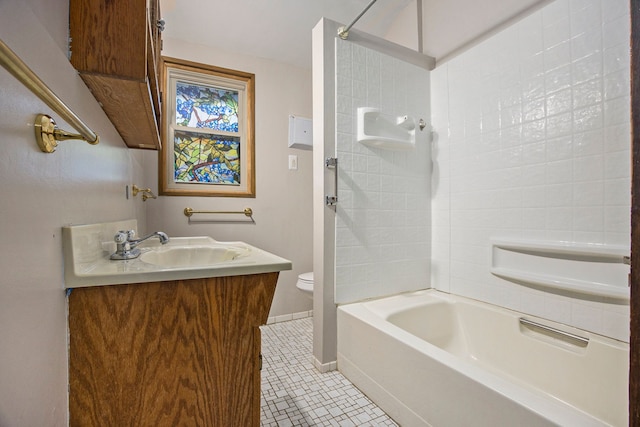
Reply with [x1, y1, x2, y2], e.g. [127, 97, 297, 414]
[357, 107, 417, 150]
[334, 38, 431, 304]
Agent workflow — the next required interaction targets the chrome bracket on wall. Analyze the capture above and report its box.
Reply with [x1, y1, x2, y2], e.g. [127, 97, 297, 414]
[325, 157, 338, 206]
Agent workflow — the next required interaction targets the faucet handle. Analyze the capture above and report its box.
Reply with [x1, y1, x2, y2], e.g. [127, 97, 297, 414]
[114, 231, 128, 244]
[114, 230, 135, 243]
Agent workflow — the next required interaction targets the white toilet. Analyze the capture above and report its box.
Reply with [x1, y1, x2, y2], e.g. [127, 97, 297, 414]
[296, 272, 314, 297]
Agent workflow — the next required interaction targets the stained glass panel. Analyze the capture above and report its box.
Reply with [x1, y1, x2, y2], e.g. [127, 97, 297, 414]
[162, 57, 254, 197]
[176, 82, 239, 132]
[173, 130, 241, 185]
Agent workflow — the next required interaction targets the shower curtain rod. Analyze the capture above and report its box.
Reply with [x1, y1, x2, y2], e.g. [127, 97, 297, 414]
[337, 0, 379, 40]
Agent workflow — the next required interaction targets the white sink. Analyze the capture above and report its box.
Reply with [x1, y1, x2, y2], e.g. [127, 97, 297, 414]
[62, 221, 292, 288]
[140, 245, 250, 268]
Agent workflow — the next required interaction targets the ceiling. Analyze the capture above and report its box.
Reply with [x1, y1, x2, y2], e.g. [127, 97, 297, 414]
[159, 0, 549, 69]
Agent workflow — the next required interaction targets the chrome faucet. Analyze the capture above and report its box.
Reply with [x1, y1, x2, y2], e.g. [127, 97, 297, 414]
[110, 230, 169, 260]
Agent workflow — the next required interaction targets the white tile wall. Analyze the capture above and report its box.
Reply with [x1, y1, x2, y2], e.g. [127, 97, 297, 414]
[334, 40, 431, 304]
[431, 0, 630, 342]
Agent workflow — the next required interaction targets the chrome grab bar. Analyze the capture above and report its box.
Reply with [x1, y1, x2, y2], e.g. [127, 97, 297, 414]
[325, 157, 338, 206]
[519, 317, 589, 346]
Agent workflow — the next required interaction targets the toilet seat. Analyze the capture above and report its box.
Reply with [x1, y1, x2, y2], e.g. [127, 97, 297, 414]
[296, 272, 314, 293]
[299, 272, 313, 283]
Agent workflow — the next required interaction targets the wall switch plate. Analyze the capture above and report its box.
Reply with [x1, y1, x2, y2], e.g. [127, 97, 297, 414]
[288, 155, 298, 170]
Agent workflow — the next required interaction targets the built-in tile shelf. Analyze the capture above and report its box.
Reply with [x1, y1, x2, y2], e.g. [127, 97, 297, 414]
[491, 239, 630, 302]
[357, 107, 416, 150]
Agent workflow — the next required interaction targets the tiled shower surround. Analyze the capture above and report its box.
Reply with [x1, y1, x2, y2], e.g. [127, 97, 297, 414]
[431, 0, 631, 342]
[334, 40, 431, 304]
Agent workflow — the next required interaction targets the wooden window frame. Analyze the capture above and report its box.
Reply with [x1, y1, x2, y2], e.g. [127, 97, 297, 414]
[160, 56, 255, 197]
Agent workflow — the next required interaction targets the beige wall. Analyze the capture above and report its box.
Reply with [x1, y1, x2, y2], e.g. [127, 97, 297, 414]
[0, 4, 312, 423]
[384, 0, 420, 51]
[0, 1, 148, 425]
[143, 37, 314, 318]
[0, 4, 312, 425]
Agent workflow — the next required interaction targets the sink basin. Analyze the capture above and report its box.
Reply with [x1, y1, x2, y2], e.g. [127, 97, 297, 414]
[62, 222, 292, 288]
[140, 245, 250, 268]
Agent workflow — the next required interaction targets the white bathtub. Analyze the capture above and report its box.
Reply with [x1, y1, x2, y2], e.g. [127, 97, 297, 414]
[337, 290, 628, 427]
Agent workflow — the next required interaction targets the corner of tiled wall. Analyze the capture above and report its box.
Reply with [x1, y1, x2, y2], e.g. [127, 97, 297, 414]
[430, 0, 630, 342]
[430, 65, 451, 293]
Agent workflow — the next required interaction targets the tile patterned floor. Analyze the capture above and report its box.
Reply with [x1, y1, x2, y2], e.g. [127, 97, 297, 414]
[260, 317, 399, 427]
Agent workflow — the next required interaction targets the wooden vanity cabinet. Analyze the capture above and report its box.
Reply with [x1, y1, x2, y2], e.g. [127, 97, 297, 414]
[68, 273, 278, 426]
[69, 0, 162, 149]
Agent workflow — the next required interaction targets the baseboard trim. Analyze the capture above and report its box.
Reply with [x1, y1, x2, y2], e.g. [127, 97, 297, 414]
[313, 356, 337, 373]
[266, 310, 313, 325]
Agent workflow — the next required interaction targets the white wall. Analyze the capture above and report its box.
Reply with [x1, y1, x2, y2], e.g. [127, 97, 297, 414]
[0, 1, 147, 425]
[334, 40, 431, 303]
[143, 38, 314, 318]
[431, 0, 630, 341]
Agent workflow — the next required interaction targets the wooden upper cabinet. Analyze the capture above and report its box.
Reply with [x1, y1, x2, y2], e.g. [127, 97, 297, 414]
[70, 0, 162, 150]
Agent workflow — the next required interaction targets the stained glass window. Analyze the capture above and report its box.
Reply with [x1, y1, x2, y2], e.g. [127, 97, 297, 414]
[175, 82, 239, 132]
[161, 57, 255, 197]
[174, 130, 240, 185]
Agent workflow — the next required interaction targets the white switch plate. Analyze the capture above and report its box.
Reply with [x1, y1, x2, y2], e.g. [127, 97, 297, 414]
[288, 155, 298, 170]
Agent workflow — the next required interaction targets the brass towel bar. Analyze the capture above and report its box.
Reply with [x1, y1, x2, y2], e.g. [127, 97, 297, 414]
[184, 207, 253, 218]
[0, 38, 99, 152]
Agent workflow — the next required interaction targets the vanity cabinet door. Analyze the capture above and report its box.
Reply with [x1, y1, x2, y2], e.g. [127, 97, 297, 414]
[69, 0, 162, 149]
[68, 273, 278, 426]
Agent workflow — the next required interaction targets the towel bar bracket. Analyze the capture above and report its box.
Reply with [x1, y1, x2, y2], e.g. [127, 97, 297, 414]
[35, 114, 99, 153]
[0, 39, 100, 152]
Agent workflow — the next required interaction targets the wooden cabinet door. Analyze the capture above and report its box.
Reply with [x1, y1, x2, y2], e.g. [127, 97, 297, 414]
[69, 0, 162, 149]
[68, 273, 277, 426]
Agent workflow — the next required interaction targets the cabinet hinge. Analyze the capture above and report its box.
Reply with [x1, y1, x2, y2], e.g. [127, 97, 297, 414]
[259, 352, 263, 370]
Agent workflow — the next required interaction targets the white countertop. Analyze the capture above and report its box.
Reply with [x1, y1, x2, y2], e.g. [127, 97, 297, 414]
[62, 221, 292, 288]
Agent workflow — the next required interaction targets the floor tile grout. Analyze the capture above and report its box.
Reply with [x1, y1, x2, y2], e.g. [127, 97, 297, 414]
[260, 317, 398, 427]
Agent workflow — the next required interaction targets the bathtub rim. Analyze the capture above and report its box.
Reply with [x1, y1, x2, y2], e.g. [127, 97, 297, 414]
[337, 288, 628, 427]
[344, 288, 629, 346]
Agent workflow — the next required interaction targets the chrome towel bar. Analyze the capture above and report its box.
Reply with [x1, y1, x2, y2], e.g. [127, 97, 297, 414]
[519, 317, 589, 346]
[184, 207, 253, 218]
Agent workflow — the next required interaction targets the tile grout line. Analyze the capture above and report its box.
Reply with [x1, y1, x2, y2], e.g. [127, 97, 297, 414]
[260, 317, 398, 427]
